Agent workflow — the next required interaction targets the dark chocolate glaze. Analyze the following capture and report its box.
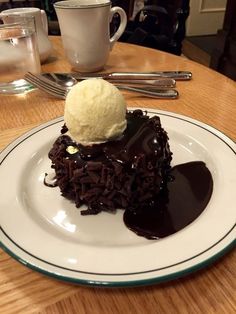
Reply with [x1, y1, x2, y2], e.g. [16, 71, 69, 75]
[60, 109, 171, 168]
[123, 161, 213, 239]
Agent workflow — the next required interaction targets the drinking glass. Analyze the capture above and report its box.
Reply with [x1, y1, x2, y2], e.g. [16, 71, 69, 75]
[0, 15, 41, 94]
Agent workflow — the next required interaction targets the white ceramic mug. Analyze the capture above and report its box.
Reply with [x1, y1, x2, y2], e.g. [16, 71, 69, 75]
[54, 0, 127, 72]
[0, 7, 53, 63]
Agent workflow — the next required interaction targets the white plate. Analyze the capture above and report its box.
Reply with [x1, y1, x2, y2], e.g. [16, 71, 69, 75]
[0, 109, 235, 287]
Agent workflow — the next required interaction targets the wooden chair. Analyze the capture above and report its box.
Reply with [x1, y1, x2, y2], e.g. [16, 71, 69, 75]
[118, 0, 190, 55]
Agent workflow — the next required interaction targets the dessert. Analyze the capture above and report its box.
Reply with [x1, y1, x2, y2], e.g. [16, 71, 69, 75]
[48, 79, 172, 214]
[46, 78, 213, 239]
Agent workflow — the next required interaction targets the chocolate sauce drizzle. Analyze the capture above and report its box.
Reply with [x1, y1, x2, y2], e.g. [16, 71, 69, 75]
[124, 161, 213, 239]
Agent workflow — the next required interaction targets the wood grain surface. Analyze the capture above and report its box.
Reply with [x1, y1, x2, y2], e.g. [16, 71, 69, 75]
[0, 37, 235, 314]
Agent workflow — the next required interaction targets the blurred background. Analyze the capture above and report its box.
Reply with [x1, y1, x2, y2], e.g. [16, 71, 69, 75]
[0, 0, 235, 80]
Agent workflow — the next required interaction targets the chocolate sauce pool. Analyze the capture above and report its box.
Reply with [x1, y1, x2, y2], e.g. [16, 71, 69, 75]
[124, 161, 213, 239]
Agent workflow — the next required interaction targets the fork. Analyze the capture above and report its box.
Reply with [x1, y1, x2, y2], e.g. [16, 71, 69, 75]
[24, 72, 179, 99]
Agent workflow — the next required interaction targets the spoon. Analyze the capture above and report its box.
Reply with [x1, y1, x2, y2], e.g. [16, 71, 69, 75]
[42, 73, 77, 87]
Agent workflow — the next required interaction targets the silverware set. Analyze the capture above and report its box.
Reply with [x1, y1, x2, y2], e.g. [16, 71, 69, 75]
[24, 71, 192, 99]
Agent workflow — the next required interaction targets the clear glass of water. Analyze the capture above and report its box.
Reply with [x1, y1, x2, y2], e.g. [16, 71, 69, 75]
[0, 15, 41, 94]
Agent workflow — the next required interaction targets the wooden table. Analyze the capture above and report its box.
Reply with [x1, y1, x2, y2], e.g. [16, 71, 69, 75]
[0, 37, 235, 314]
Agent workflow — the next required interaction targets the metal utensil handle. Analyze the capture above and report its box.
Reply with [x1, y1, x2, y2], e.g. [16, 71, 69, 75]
[118, 86, 179, 99]
[72, 71, 192, 81]
[110, 71, 192, 80]
[152, 71, 192, 80]
[111, 78, 176, 88]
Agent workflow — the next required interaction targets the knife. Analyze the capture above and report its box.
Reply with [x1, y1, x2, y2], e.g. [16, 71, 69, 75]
[69, 71, 192, 81]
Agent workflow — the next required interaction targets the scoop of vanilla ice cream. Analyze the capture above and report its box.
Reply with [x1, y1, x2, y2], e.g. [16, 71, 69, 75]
[64, 79, 127, 145]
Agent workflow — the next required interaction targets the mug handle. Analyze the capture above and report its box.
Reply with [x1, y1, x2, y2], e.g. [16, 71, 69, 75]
[40, 9, 48, 35]
[110, 6, 127, 49]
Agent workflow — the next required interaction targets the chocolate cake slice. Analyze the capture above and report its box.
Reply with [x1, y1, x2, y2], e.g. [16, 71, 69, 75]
[48, 110, 172, 215]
